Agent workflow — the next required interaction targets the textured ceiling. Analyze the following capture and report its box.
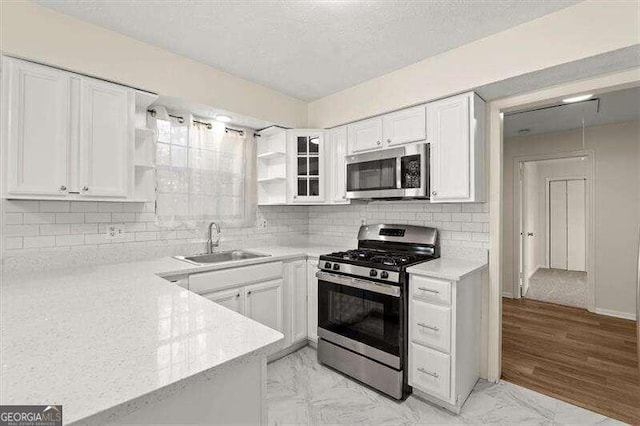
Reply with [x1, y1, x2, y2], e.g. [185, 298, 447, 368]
[504, 86, 640, 138]
[36, 0, 579, 101]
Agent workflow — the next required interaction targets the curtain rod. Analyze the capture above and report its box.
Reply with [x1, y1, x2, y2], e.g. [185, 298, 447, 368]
[148, 108, 250, 136]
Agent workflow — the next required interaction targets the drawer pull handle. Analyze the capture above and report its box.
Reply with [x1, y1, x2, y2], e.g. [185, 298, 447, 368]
[417, 322, 439, 332]
[418, 368, 439, 378]
[418, 287, 439, 294]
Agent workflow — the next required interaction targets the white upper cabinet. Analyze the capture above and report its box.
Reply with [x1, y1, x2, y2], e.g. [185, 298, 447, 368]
[428, 92, 485, 203]
[80, 77, 132, 198]
[347, 116, 383, 153]
[326, 125, 349, 203]
[287, 129, 325, 203]
[3, 57, 71, 196]
[382, 105, 426, 147]
[2, 56, 140, 201]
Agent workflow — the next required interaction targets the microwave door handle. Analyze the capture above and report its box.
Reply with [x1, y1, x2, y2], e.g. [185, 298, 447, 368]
[396, 156, 402, 190]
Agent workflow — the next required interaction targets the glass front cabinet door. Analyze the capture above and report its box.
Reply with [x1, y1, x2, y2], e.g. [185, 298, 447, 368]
[288, 130, 325, 203]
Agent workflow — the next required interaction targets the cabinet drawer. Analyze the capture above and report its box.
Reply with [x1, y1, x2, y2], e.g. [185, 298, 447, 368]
[189, 261, 283, 294]
[411, 300, 451, 353]
[409, 343, 451, 401]
[411, 275, 451, 305]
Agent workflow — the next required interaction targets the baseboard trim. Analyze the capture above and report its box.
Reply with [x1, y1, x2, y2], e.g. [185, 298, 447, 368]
[594, 308, 637, 321]
[502, 292, 513, 299]
[267, 339, 308, 363]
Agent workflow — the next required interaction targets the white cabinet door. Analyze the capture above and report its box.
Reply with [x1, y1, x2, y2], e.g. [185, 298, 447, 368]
[347, 117, 383, 153]
[203, 287, 244, 314]
[327, 126, 348, 203]
[79, 77, 132, 198]
[3, 57, 71, 196]
[246, 279, 283, 332]
[288, 130, 325, 203]
[428, 94, 471, 202]
[288, 260, 308, 343]
[383, 105, 426, 147]
[307, 258, 319, 342]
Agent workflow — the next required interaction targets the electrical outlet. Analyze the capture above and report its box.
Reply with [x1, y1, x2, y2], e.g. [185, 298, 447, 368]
[105, 224, 125, 240]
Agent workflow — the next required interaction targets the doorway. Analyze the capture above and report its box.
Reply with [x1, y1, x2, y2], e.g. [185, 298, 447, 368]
[515, 156, 592, 309]
[497, 83, 640, 423]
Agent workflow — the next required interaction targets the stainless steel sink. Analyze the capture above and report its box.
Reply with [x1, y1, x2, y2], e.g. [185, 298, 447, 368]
[174, 250, 270, 265]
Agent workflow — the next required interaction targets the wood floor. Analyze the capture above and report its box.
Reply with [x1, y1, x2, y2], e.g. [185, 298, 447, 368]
[502, 298, 639, 425]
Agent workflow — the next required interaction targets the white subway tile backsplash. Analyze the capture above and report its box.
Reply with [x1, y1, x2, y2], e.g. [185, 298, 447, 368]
[85, 213, 112, 223]
[23, 213, 56, 224]
[39, 201, 70, 213]
[111, 213, 136, 222]
[5, 213, 23, 225]
[5, 224, 39, 237]
[55, 213, 85, 224]
[70, 202, 98, 212]
[70, 224, 99, 234]
[40, 224, 71, 235]
[5, 200, 40, 212]
[98, 202, 124, 213]
[5, 237, 23, 249]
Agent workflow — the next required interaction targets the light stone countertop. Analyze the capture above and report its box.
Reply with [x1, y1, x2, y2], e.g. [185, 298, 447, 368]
[407, 257, 488, 281]
[0, 243, 349, 425]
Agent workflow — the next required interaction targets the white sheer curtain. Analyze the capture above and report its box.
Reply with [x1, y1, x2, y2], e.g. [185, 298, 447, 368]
[155, 114, 256, 230]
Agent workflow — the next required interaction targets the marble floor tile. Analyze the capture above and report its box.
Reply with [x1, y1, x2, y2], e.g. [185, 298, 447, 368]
[267, 346, 621, 425]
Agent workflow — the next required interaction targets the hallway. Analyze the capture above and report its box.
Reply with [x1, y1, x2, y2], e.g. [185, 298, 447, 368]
[502, 297, 639, 424]
[525, 268, 587, 308]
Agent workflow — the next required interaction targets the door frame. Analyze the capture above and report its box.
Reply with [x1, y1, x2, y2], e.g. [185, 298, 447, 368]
[545, 175, 588, 272]
[512, 156, 593, 308]
[486, 68, 640, 383]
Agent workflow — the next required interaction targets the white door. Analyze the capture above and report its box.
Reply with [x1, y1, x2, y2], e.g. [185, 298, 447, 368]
[288, 130, 325, 203]
[549, 179, 586, 271]
[4, 57, 71, 196]
[327, 126, 348, 202]
[203, 287, 243, 314]
[382, 105, 426, 147]
[79, 77, 131, 197]
[245, 279, 283, 332]
[347, 117, 383, 153]
[307, 259, 319, 342]
[428, 94, 471, 202]
[567, 179, 586, 271]
[289, 260, 308, 343]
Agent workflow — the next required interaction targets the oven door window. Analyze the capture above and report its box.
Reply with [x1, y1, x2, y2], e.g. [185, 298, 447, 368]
[318, 280, 400, 356]
[347, 158, 396, 191]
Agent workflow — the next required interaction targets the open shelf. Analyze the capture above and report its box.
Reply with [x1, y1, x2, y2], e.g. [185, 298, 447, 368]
[258, 176, 287, 183]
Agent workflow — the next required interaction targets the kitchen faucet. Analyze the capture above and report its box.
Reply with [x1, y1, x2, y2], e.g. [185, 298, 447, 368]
[207, 222, 221, 253]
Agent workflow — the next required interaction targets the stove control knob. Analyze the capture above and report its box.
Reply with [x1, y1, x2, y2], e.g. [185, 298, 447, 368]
[369, 269, 378, 277]
[324, 262, 332, 269]
[333, 264, 340, 271]
[380, 271, 389, 279]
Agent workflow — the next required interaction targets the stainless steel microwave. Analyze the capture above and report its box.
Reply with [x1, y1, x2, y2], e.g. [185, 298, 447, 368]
[345, 143, 430, 200]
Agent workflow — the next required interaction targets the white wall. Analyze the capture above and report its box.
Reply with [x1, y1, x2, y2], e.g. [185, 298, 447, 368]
[0, 2, 307, 128]
[307, 1, 640, 128]
[504, 121, 640, 318]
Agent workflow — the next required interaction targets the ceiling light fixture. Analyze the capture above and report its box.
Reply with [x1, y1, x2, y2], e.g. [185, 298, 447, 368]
[215, 115, 232, 123]
[562, 94, 593, 103]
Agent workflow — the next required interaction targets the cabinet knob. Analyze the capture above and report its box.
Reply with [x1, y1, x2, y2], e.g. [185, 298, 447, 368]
[376, 141, 381, 146]
[432, 191, 437, 196]
[59, 185, 67, 192]
[82, 186, 89, 192]
[387, 139, 391, 144]
[293, 195, 297, 199]
[247, 291, 252, 296]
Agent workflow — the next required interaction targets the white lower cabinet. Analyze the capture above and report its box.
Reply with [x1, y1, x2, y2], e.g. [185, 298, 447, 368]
[408, 271, 481, 413]
[203, 287, 243, 314]
[306, 257, 319, 344]
[246, 279, 283, 333]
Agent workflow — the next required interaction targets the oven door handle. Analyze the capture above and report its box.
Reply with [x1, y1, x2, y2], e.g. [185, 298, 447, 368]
[316, 271, 401, 297]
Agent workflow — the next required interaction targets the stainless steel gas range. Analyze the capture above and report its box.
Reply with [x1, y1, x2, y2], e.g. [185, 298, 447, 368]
[316, 224, 439, 400]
